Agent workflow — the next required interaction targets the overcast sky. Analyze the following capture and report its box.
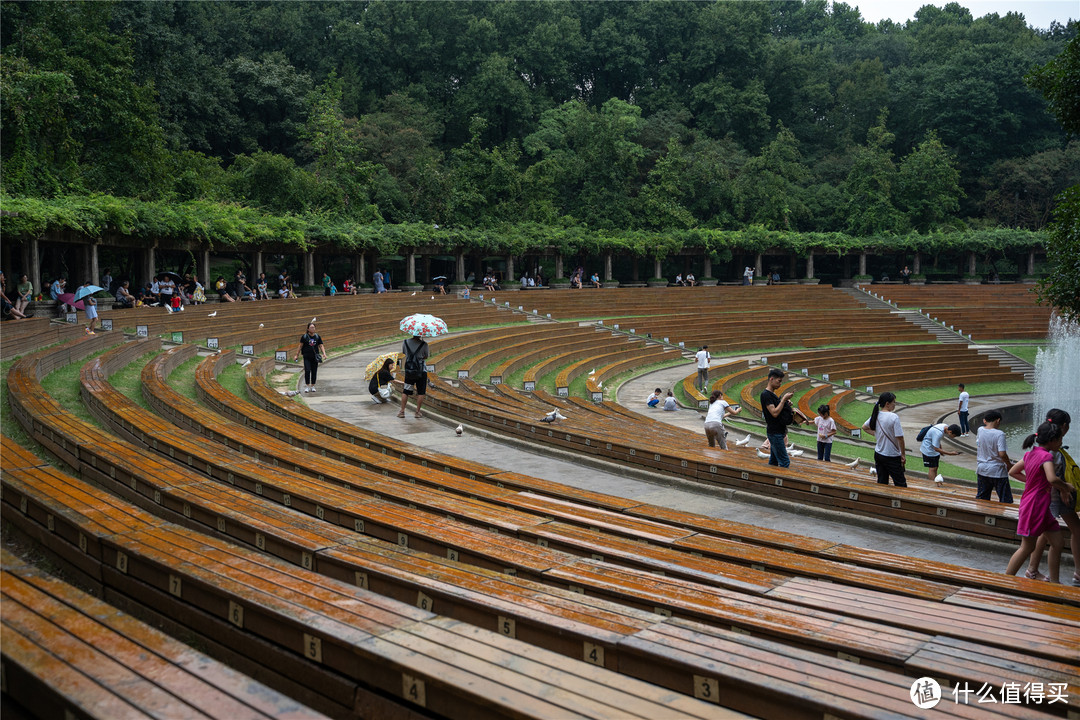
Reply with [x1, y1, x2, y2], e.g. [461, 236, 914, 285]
[850, 1, 1076, 29]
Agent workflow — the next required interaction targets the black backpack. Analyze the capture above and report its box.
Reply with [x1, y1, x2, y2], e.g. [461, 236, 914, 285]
[916, 424, 934, 442]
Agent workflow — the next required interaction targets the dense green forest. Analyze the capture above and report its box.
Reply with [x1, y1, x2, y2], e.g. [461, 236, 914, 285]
[1, 0, 1077, 246]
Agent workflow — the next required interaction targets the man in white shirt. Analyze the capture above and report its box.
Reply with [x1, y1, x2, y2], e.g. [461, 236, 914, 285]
[975, 410, 1013, 503]
[957, 383, 971, 436]
[694, 346, 711, 392]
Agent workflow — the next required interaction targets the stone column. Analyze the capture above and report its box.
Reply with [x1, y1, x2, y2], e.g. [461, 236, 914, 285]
[805, 251, 815, 280]
[912, 252, 921, 275]
[422, 255, 431, 284]
[455, 251, 466, 284]
[89, 242, 100, 288]
[967, 251, 977, 277]
[145, 246, 156, 286]
[356, 253, 366, 285]
[29, 238, 41, 300]
[603, 252, 612, 282]
[754, 253, 763, 277]
[253, 250, 263, 278]
[406, 249, 416, 284]
[631, 256, 639, 282]
[303, 252, 315, 287]
[858, 251, 867, 276]
[555, 253, 564, 280]
[653, 256, 662, 279]
[1027, 250, 1035, 276]
[703, 255, 712, 279]
[788, 253, 797, 280]
[505, 254, 515, 283]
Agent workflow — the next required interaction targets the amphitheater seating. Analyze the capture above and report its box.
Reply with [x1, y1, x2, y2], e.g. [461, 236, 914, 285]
[1, 546, 331, 720]
[6, 295, 1079, 719]
[869, 285, 1053, 341]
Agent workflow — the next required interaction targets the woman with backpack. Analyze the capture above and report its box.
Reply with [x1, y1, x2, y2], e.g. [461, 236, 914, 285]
[398, 334, 429, 418]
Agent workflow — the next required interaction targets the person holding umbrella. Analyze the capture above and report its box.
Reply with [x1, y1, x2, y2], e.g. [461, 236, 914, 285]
[293, 322, 327, 393]
[397, 313, 447, 418]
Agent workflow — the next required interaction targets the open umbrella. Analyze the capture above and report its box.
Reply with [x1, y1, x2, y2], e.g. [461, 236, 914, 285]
[73, 285, 103, 303]
[399, 313, 448, 338]
[432, 276, 447, 281]
[365, 352, 402, 381]
[57, 293, 85, 311]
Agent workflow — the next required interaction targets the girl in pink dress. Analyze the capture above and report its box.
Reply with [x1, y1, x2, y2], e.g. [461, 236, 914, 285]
[1005, 422, 1073, 582]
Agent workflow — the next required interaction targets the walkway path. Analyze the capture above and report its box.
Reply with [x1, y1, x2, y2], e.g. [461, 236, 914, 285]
[301, 340, 1020, 574]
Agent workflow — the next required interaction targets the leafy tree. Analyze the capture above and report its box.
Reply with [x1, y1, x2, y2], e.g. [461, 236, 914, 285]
[733, 123, 810, 230]
[1027, 34, 1080, 136]
[638, 138, 695, 230]
[896, 131, 965, 231]
[843, 112, 906, 235]
[1037, 184, 1080, 322]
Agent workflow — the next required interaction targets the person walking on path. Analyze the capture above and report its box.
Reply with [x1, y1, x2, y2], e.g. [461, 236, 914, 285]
[293, 322, 326, 394]
[862, 392, 907, 486]
[1026, 409, 1080, 585]
[1005, 421, 1072, 583]
[374, 268, 387, 294]
[814, 405, 837, 462]
[398, 334, 430, 418]
[920, 422, 962, 483]
[695, 346, 711, 392]
[703, 390, 740, 449]
[761, 368, 794, 468]
[975, 411, 1014, 503]
[742, 267, 753, 285]
[83, 292, 99, 335]
[957, 384, 971, 436]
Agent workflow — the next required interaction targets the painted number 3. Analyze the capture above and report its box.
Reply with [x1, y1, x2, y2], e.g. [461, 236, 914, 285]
[694, 675, 720, 704]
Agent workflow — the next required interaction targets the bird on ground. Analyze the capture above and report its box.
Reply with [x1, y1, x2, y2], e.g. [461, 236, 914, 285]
[934, 474, 945, 484]
[734, 434, 752, 447]
[310, 317, 317, 324]
[411, 292, 416, 296]
[786, 442, 795, 450]
[241, 359, 251, 367]
[869, 467, 878, 476]
[588, 369, 596, 375]
[844, 458, 859, 468]
[259, 323, 264, 329]
[756, 449, 769, 459]
[208, 311, 217, 317]
[431, 296, 435, 300]
[790, 449, 804, 457]
[596, 380, 603, 388]
[455, 424, 463, 436]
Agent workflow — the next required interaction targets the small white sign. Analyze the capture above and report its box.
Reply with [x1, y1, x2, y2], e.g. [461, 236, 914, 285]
[822, 373, 830, 382]
[760, 357, 768, 364]
[613, 324, 619, 330]
[457, 370, 469, 378]
[136, 324, 148, 337]
[782, 362, 789, 371]
[557, 387, 569, 397]
[275, 351, 287, 362]
[524, 381, 535, 391]
[844, 379, 851, 387]
[424, 363, 435, 372]
[207, 337, 219, 350]
[801, 368, 808, 375]
[591, 392, 603, 402]
[851, 428, 861, 438]
[241, 344, 254, 356]
[101, 319, 113, 331]
[866, 386, 873, 394]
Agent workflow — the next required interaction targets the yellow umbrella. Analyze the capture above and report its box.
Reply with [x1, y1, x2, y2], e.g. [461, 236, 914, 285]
[365, 352, 401, 380]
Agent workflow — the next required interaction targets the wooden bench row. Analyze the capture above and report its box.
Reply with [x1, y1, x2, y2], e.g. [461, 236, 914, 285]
[1, 546, 331, 720]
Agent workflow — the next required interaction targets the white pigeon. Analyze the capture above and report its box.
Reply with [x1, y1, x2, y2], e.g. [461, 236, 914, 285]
[588, 368, 596, 375]
[208, 311, 217, 317]
[790, 449, 804, 457]
[786, 442, 795, 450]
[165, 306, 173, 313]
[411, 292, 417, 296]
[241, 359, 251, 367]
[310, 316, 317, 324]
[553, 409, 567, 421]
[844, 458, 860, 468]
[454, 424, 463, 436]
[259, 323, 264, 329]
[596, 380, 603, 388]
[431, 296, 435, 300]
[934, 474, 945, 484]
[283, 390, 299, 397]
[869, 467, 878, 476]
[734, 434, 751, 447]
[540, 408, 567, 424]
[757, 449, 770, 458]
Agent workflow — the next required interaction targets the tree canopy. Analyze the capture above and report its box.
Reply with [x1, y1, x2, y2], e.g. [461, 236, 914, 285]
[2, 0, 1076, 248]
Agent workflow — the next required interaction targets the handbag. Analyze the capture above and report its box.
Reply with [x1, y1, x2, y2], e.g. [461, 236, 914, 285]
[378, 385, 391, 399]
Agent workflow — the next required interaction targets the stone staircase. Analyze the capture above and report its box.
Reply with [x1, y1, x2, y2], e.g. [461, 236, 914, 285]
[839, 286, 1035, 381]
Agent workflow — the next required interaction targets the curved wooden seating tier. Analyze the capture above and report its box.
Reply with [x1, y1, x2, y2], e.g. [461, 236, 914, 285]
[680, 360, 747, 408]
[867, 285, 1053, 341]
[0, 545, 330, 720]
[10, 343, 769, 719]
[20, 343, 1077, 719]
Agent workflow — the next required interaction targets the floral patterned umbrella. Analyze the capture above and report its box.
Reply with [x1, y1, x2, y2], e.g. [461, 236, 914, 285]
[399, 313, 448, 338]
